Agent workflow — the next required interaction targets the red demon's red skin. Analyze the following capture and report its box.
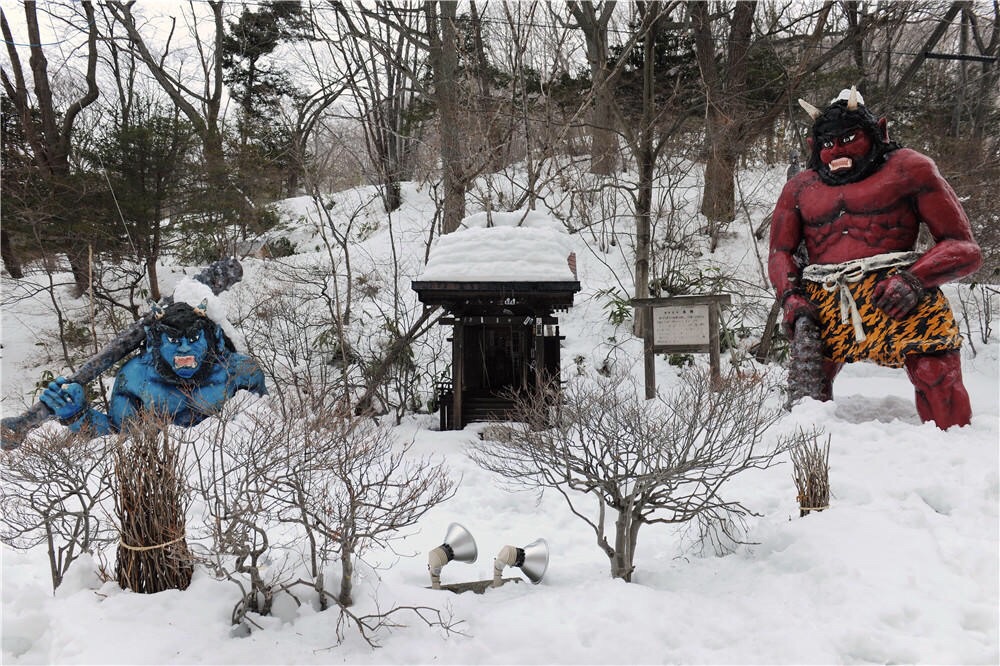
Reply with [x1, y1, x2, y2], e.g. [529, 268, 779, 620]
[768, 121, 982, 429]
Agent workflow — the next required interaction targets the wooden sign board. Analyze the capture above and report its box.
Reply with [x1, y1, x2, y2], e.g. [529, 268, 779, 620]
[651, 304, 711, 351]
[631, 294, 732, 398]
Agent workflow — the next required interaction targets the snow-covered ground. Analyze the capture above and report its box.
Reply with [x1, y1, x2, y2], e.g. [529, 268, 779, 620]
[2, 164, 997, 664]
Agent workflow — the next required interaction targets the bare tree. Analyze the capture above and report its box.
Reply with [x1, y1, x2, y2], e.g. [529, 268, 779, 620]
[422, 0, 466, 233]
[472, 369, 790, 581]
[323, 4, 423, 213]
[691, 1, 882, 238]
[105, 1, 257, 249]
[105, 1, 225, 179]
[565, 0, 621, 175]
[965, 1, 1000, 142]
[612, 0, 687, 333]
[0, 427, 116, 592]
[184, 395, 304, 624]
[1, 0, 100, 293]
[282, 82, 350, 197]
[329, 0, 513, 234]
[186, 391, 456, 641]
[282, 404, 456, 607]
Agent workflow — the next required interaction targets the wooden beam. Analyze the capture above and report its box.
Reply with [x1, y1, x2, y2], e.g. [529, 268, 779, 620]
[534, 323, 545, 390]
[452, 322, 464, 430]
[643, 305, 656, 399]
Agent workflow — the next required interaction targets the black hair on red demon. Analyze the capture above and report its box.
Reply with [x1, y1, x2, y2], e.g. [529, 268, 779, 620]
[806, 95, 901, 186]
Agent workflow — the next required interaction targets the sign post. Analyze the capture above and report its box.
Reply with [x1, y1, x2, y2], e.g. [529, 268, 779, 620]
[631, 294, 732, 398]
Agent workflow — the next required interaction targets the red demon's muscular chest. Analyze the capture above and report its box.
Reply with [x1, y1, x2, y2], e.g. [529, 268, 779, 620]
[793, 161, 921, 262]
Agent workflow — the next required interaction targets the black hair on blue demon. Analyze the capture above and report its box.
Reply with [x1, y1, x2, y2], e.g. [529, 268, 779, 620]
[146, 301, 235, 384]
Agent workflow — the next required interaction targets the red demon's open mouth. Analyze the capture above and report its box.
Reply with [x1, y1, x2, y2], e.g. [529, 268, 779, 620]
[174, 355, 197, 369]
[829, 157, 853, 171]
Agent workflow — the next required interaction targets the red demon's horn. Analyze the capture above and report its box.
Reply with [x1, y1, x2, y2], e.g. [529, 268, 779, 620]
[798, 98, 821, 120]
[847, 85, 859, 111]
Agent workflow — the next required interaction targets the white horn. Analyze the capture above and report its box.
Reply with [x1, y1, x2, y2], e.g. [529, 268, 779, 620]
[798, 98, 821, 120]
[847, 85, 860, 110]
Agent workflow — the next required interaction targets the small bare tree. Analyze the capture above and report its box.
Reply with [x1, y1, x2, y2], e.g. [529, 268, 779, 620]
[0, 427, 115, 592]
[187, 390, 456, 640]
[956, 283, 998, 357]
[298, 407, 456, 607]
[472, 369, 790, 581]
[185, 395, 299, 626]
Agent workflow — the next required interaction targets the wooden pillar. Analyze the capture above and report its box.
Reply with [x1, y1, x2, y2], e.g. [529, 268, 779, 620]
[708, 303, 722, 389]
[520, 325, 530, 390]
[534, 320, 545, 390]
[452, 321, 464, 429]
[642, 306, 655, 399]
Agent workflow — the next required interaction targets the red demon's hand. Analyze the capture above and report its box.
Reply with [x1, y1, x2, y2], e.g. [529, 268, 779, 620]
[781, 293, 818, 338]
[873, 271, 925, 320]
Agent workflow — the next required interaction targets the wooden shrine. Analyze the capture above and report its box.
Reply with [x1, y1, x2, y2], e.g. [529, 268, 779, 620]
[412, 279, 580, 430]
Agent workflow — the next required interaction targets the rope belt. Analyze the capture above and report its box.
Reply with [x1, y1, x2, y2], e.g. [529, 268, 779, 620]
[801, 251, 922, 343]
[119, 534, 186, 552]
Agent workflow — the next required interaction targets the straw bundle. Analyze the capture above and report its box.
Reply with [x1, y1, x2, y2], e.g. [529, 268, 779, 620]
[791, 428, 831, 517]
[114, 421, 192, 592]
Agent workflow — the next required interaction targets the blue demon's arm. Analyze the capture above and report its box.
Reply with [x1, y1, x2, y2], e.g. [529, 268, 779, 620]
[235, 354, 267, 396]
[39, 376, 115, 435]
[221, 352, 266, 398]
[39, 366, 144, 436]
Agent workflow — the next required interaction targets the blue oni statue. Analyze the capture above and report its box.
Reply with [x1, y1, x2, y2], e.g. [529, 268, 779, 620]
[40, 300, 266, 435]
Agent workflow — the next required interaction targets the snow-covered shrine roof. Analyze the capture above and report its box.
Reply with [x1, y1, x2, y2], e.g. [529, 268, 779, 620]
[416, 210, 577, 283]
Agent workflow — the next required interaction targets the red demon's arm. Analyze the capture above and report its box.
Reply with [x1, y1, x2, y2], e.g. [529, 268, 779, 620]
[768, 179, 818, 334]
[903, 150, 982, 288]
[768, 181, 805, 298]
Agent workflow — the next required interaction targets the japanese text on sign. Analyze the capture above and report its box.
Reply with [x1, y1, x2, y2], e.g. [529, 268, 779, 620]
[652, 304, 709, 347]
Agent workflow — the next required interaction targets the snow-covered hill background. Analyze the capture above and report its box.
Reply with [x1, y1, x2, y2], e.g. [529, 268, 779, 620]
[2, 160, 997, 664]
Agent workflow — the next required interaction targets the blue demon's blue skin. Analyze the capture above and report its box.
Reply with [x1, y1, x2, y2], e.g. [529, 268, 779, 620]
[41, 326, 265, 435]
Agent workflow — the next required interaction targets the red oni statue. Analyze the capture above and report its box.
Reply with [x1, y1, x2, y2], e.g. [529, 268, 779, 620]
[768, 87, 982, 429]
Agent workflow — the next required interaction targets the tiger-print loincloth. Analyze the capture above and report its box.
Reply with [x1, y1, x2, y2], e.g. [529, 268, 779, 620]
[803, 267, 962, 368]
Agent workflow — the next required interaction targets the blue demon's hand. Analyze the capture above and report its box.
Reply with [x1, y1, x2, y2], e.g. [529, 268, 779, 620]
[39, 378, 88, 421]
[873, 271, 925, 320]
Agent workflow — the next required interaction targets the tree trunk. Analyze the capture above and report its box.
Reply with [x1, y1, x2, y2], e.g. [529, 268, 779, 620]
[66, 244, 91, 298]
[338, 545, 354, 607]
[568, 1, 620, 175]
[610, 510, 640, 582]
[952, 13, 969, 137]
[692, 1, 877, 233]
[353, 306, 440, 416]
[426, 1, 466, 234]
[633, 8, 657, 336]
[1, 229, 23, 278]
[884, 2, 964, 113]
[384, 180, 403, 213]
[1, 1, 99, 294]
[754, 299, 782, 363]
[701, 134, 738, 248]
[469, 0, 509, 172]
[146, 255, 161, 303]
[590, 78, 620, 175]
[108, 1, 232, 229]
[634, 166, 652, 333]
